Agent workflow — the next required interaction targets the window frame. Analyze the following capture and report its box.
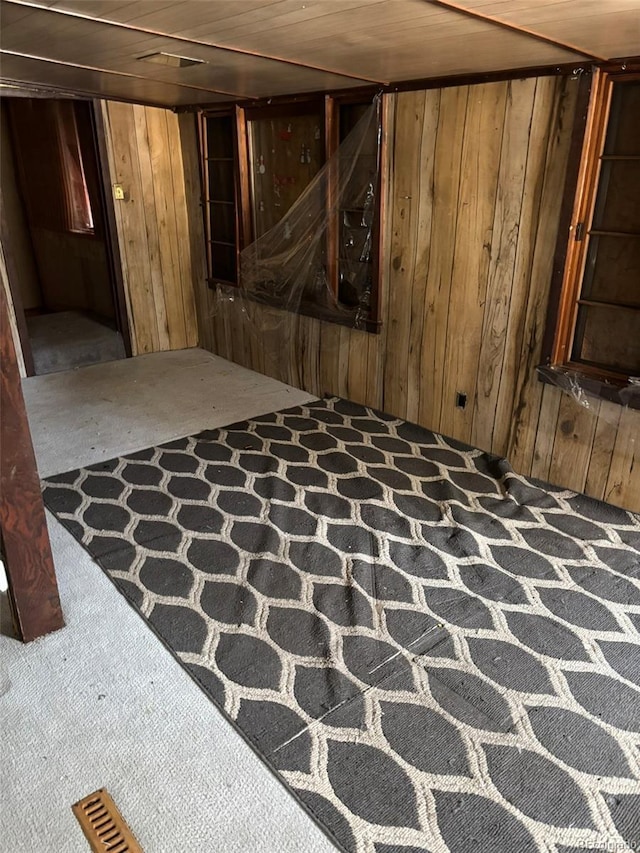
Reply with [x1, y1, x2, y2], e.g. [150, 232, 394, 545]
[198, 107, 242, 288]
[547, 66, 640, 388]
[56, 101, 95, 236]
[198, 93, 386, 333]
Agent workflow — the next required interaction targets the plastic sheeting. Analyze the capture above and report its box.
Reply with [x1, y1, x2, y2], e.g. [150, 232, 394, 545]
[538, 364, 640, 428]
[210, 96, 382, 346]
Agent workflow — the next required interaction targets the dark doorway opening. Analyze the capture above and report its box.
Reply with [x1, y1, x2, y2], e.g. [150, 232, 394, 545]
[1, 97, 130, 375]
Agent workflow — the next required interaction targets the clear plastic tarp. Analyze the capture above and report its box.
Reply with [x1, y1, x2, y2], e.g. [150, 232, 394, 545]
[537, 364, 640, 426]
[209, 96, 382, 369]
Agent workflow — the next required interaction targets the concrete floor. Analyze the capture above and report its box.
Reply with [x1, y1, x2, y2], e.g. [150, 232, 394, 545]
[1, 348, 332, 853]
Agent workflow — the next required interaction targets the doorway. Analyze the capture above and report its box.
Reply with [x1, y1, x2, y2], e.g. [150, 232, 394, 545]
[1, 96, 130, 375]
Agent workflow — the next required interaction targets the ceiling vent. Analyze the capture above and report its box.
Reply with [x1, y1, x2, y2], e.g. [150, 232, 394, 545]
[137, 52, 206, 68]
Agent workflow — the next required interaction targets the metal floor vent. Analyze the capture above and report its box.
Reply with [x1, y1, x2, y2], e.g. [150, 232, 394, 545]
[72, 789, 143, 852]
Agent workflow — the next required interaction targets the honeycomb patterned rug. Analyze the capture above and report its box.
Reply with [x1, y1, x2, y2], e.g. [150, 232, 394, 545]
[43, 397, 640, 853]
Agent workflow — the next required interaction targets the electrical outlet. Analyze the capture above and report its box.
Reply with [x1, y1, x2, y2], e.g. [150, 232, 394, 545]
[113, 184, 125, 200]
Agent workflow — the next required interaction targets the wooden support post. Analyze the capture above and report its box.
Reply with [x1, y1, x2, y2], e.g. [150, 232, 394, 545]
[0, 281, 64, 642]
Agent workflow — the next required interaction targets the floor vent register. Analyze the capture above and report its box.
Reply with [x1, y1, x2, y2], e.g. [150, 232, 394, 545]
[72, 789, 142, 853]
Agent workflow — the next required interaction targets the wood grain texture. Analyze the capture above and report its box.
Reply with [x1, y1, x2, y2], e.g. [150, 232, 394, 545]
[178, 112, 212, 352]
[472, 77, 535, 451]
[548, 391, 600, 494]
[383, 89, 425, 418]
[505, 75, 571, 473]
[530, 383, 562, 483]
[406, 90, 439, 424]
[191, 77, 640, 514]
[0, 263, 64, 642]
[491, 76, 557, 459]
[418, 85, 468, 431]
[584, 400, 621, 498]
[605, 406, 640, 509]
[507, 79, 578, 485]
[101, 100, 198, 356]
[438, 80, 507, 443]
[0, 203, 32, 378]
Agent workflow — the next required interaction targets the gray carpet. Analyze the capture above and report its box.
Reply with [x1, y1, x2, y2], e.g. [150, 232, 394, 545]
[28, 310, 126, 375]
[44, 397, 640, 853]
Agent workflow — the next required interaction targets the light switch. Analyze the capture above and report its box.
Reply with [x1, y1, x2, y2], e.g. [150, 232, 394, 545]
[113, 184, 125, 200]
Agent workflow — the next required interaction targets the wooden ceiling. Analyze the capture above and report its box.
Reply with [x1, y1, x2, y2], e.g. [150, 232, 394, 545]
[1, 0, 639, 107]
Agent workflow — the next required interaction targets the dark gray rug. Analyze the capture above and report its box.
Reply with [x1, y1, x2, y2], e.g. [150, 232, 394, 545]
[43, 398, 640, 853]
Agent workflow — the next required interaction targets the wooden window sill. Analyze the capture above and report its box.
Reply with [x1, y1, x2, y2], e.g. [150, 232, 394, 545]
[537, 364, 640, 410]
[206, 278, 381, 334]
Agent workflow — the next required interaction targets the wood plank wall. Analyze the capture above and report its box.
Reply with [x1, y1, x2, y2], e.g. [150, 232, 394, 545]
[100, 101, 198, 356]
[1, 241, 27, 377]
[0, 102, 41, 314]
[188, 75, 640, 514]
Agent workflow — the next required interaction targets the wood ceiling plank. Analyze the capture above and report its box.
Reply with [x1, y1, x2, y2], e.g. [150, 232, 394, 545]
[235, 22, 579, 82]
[10, 0, 384, 83]
[1, 47, 362, 102]
[94, 0, 180, 25]
[2, 4, 81, 45]
[0, 2, 33, 23]
[190, 0, 420, 42]
[41, 0, 377, 35]
[0, 3, 373, 97]
[461, 0, 639, 13]
[145, 5, 388, 87]
[423, 0, 606, 60]
[453, 0, 640, 24]
[186, 0, 388, 40]
[44, 0, 151, 14]
[167, 0, 579, 81]
[109, 0, 309, 32]
[110, 0, 575, 83]
[0, 52, 231, 105]
[443, 0, 640, 58]
[249, 8, 542, 51]
[5, 0, 636, 107]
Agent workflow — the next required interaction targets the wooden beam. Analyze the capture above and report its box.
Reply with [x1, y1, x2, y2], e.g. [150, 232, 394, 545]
[0, 276, 64, 642]
[186, 61, 589, 113]
[0, 49, 247, 101]
[423, 0, 607, 63]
